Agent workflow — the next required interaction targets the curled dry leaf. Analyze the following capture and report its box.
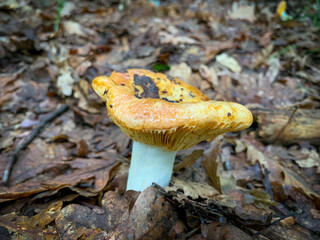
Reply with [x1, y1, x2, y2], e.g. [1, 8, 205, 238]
[173, 149, 204, 171]
[294, 149, 320, 173]
[202, 140, 222, 193]
[166, 178, 219, 199]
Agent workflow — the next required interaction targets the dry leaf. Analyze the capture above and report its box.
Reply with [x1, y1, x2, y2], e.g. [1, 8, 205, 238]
[228, 3, 256, 23]
[294, 149, 320, 173]
[57, 66, 75, 96]
[202, 140, 222, 193]
[199, 64, 218, 87]
[168, 62, 192, 83]
[216, 53, 242, 73]
[158, 31, 199, 45]
[113, 186, 176, 239]
[173, 149, 204, 171]
[266, 57, 281, 84]
[63, 21, 86, 36]
[0, 201, 62, 239]
[166, 178, 219, 199]
[55, 191, 135, 236]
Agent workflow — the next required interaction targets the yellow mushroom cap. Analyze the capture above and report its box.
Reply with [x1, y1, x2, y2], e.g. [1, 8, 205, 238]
[92, 69, 253, 151]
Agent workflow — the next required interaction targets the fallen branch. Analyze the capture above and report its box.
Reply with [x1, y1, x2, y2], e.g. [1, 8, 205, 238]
[249, 107, 320, 145]
[2, 104, 69, 185]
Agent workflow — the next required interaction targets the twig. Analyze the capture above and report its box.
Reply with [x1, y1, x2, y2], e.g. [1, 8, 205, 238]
[2, 104, 69, 185]
[253, 209, 302, 238]
[152, 183, 254, 237]
[270, 106, 297, 144]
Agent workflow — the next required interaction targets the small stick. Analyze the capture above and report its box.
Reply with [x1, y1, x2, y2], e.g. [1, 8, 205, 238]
[2, 104, 69, 185]
[253, 209, 302, 238]
[270, 106, 297, 144]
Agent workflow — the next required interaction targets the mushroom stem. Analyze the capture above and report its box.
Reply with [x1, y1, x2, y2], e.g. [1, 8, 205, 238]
[126, 141, 177, 191]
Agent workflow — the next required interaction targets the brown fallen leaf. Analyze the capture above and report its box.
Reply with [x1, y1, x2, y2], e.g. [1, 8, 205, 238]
[56, 187, 176, 240]
[55, 190, 136, 236]
[158, 31, 200, 45]
[174, 149, 204, 171]
[76, 139, 89, 157]
[42, 157, 120, 195]
[202, 139, 222, 193]
[203, 41, 234, 62]
[166, 178, 219, 199]
[242, 135, 320, 208]
[0, 201, 62, 239]
[113, 186, 176, 239]
[0, 181, 47, 203]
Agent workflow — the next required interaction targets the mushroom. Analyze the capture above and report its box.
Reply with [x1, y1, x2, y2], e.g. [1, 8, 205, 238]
[92, 69, 253, 191]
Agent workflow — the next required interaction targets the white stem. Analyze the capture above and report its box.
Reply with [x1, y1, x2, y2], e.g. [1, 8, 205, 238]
[126, 141, 177, 191]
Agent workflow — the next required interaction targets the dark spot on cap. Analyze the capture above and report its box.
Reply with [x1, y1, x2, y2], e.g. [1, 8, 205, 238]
[179, 98, 182, 101]
[189, 91, 195, 98]
[109, 105, 113, 108]
[103, 89, 108, 96]
[133, 74, 160, 99]
[120, 83, 125, 86]
[228, 112, 231, 117]
[181, 88, 184, 91]
[162, 90, 168, 94]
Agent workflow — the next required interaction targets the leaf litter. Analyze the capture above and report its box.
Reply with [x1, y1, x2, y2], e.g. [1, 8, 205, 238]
[0, 0, 319, 239]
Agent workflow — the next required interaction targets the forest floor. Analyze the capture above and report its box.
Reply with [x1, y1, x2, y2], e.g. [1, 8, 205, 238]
[0, 0, 320, 239]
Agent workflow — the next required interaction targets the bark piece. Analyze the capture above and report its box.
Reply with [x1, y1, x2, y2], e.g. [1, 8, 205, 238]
[250, 107, 320, 145]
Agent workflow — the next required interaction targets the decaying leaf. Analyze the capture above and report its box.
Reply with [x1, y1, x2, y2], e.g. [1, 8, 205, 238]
[0, 201, 62, 239]
[168, 62, 192, 83]
[265, 57, 281, 84]
[166, 178, 219, 199]
[56, 187, 176, 240]
[57, 66, 75, 96]
[113, 187, 176, 239]
[199, 64, 218, 87]
[228, 2, 256, 23]
[173, 149, 204, 171]
[202, 140, 222, 193]
[294, 149, 320, 173]
[42, 157, 120, 195]
[158, 31, 199, 45]
[216, 53, 242, 73]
